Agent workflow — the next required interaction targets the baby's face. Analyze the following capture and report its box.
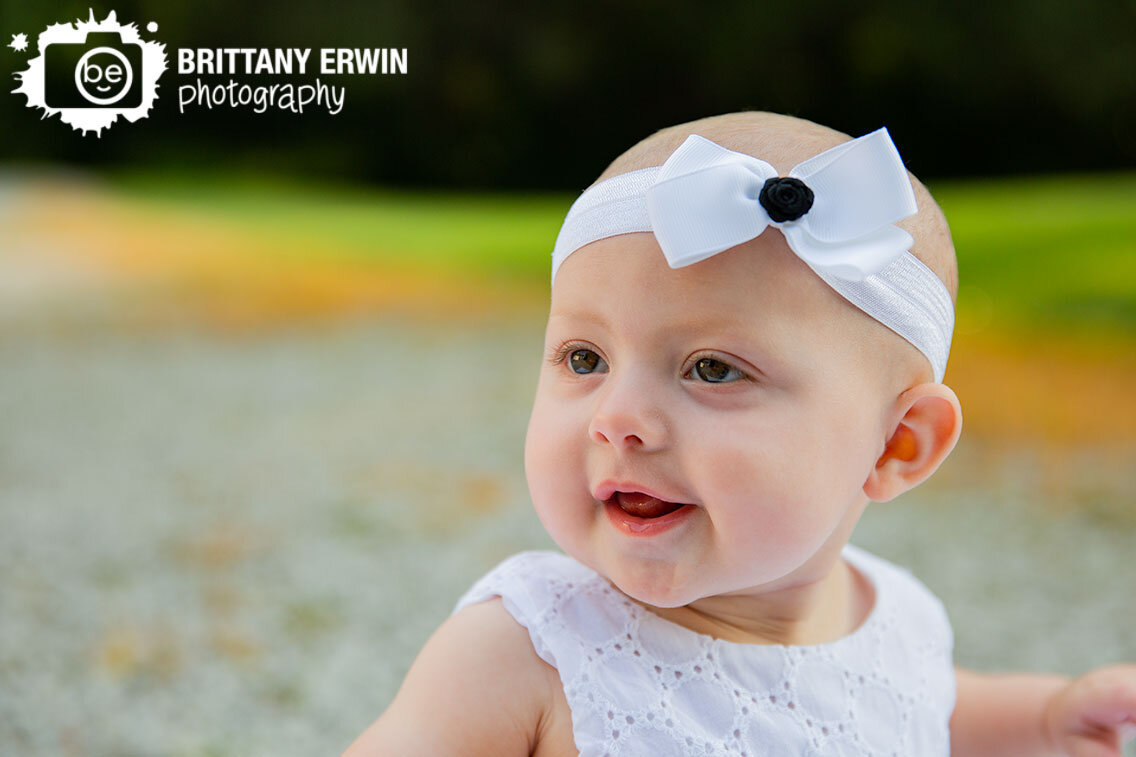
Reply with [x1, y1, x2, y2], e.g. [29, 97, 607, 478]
[524, 229, 899, 608]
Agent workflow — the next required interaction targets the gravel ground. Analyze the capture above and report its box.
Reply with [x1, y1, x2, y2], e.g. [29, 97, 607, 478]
[1, 297, 1133, 755]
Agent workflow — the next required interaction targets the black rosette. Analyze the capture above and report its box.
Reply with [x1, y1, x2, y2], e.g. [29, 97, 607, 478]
[759, 177, 815, 223]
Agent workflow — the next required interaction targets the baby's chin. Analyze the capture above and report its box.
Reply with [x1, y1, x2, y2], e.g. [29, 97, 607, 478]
[589, 553, 712, 609]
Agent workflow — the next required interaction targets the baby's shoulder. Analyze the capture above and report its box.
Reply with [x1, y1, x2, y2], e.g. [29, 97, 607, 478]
[446, 595, 566, 714]
[344, 595, 570, 756]
[455, 595, 578, 756]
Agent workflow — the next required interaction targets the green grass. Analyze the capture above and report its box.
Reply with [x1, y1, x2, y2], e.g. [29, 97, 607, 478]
[931, 172, 1136, 337]
[106, 169, 568, 283]
[106, 168, 1136, 337]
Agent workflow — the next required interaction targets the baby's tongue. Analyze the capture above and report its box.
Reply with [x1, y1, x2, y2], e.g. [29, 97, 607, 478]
[616, 491, 683, 518]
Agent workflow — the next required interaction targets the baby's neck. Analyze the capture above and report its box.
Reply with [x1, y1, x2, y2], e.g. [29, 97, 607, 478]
[630, 556, 874, 646]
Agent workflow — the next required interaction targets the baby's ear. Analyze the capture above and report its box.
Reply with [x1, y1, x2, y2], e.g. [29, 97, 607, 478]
[862, 383, 962, 503]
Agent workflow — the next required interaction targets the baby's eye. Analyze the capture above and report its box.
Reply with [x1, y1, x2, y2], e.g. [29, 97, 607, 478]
[567, 348, 607, 374]
[547, 342, 609, 374]
[688, 356, 747, 383]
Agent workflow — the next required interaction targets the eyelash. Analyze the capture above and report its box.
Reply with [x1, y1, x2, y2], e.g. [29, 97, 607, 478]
[545, 341, 753, 383]
[545, 341, 587, 367]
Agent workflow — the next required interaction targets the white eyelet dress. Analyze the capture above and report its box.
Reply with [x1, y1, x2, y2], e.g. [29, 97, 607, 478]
[451, 544, 955, 756]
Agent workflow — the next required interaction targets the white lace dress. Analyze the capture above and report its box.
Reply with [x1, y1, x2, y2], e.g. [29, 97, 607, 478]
[451, 545, 955, 756]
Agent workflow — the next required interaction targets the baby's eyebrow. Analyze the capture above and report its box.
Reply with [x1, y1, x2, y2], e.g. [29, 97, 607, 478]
[548, 310, 609, 328]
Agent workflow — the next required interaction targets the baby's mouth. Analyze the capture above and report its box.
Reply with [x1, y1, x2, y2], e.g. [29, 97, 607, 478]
[609, 491, 687, 519]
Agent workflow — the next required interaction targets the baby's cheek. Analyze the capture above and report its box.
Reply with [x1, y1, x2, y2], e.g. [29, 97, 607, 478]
[701, 442, 795, 521]
[524, 400, 587, 535]
[700, 428, 836, 553]
[813, 386, 884, 470]
[525, 409, 561, 500]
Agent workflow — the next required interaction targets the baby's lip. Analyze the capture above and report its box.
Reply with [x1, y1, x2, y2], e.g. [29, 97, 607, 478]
[593, 479, 693, 506]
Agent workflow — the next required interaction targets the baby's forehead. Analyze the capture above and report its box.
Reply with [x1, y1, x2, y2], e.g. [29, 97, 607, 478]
[556, 228, 842, 305]
[550, 230, 864, 343]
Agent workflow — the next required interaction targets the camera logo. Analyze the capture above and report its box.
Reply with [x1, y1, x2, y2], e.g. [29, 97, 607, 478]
[47, 31, 142, 107]
[12, 10, 167, 136]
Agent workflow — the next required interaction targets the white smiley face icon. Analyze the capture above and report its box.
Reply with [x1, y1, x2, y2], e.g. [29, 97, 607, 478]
[75, 46, 133, 105]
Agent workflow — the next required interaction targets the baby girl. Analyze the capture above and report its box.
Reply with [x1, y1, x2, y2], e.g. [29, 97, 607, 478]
[343, 111, 1136, 756]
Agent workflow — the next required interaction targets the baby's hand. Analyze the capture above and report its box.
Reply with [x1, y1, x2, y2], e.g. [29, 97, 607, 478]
[1043, 664, 1136, 756]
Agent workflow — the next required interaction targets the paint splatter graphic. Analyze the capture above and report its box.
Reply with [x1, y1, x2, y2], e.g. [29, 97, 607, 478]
[8, 33, 28, 52]
[11, 9, 167, 136]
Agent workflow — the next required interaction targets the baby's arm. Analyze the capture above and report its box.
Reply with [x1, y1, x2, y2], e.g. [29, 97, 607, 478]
[950, 664, 1136, 756]
[950, 667, 1070, 756]
[340, 597, 558, 757]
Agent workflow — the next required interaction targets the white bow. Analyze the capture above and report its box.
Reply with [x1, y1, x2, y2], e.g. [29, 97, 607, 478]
[644, 128, 918, 281]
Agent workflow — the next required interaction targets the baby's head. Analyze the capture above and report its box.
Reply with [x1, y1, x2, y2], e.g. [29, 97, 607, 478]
[524, 112, 963, 610]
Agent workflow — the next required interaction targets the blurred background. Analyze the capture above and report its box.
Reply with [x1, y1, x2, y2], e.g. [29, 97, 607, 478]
[1, 1, 1133, 755]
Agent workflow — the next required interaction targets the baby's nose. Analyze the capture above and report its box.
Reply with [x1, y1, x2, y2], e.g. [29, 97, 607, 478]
[588, 378, 668, 452]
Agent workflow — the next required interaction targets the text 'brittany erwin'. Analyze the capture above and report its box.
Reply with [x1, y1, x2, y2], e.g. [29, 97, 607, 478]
[176, 48, 408, 76]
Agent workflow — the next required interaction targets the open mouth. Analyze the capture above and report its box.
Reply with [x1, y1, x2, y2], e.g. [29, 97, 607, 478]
[607, 491, 688, 519]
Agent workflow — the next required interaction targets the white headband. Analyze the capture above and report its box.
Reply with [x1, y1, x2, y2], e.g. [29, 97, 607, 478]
[550, 128, 954, 383]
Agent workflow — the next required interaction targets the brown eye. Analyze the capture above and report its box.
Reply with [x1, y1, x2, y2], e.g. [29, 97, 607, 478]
[569, 348, 605, 374]
[692, 357, 744, 383]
